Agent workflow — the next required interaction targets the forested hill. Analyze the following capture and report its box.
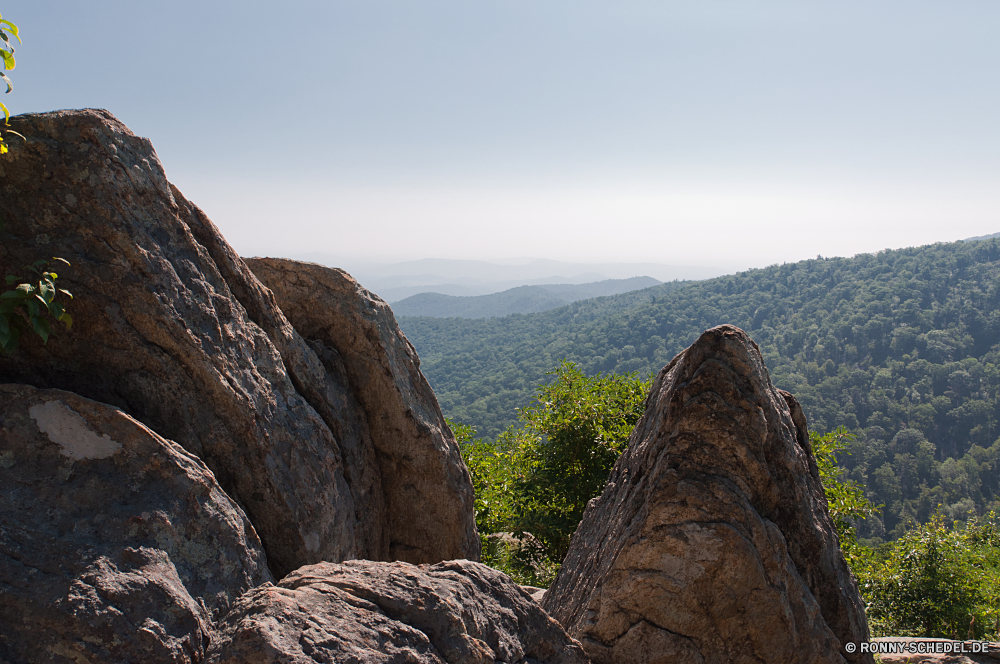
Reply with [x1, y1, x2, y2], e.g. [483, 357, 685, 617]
[398, 239, 1000, 540]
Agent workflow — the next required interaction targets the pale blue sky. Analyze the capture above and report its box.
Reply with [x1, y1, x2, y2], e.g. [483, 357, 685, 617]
[4, 1, 999, 270]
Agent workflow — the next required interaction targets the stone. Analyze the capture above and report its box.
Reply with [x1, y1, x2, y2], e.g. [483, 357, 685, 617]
[246, 257, 479, 564]
[870, 638, 1000, 664]
[207, 559, 591, 664]
[0, 109, 478, 575]
[541, 325, 873, 664]
[0, 384, 273, 664]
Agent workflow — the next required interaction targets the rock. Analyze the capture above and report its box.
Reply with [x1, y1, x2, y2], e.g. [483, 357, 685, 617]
[870, 638, 1000, 664]
[542, 325, 872, 664]
[0, 109, 478, 575]
[246, 257, 479, 564]
[207, 559, 591, 664]
[0, 384, 272, 664]
[522, 586, 548, 604]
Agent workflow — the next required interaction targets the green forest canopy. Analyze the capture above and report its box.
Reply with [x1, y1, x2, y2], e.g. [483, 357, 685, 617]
[399, 239, 1000, 542]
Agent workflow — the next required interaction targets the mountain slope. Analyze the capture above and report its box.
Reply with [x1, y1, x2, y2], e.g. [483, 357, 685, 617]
[398, 239, 1000, 539]
[391, 276, 662, 318]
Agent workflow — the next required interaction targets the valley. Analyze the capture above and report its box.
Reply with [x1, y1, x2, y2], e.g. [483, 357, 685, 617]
[399, 238, 1000, 542]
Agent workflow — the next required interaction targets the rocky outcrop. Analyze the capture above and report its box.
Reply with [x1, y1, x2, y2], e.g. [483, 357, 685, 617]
[0, 384, 272, 664]
[207, 559, 590, 664]
[542, 325, 872, 664]
[247, 257, 479, 564]
[0, 109, 478, 576]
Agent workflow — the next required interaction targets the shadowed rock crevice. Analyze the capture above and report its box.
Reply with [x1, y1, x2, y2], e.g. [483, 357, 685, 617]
[543, 325, 872, 664]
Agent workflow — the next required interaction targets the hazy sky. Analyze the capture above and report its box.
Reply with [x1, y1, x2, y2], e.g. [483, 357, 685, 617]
[4, 1, 999, 270]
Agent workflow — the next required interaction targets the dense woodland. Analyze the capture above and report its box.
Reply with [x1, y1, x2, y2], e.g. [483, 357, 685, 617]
[400, 239, 1000, 543]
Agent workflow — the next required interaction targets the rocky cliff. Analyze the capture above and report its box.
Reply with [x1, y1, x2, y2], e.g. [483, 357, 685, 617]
[0, 109, 478, 578]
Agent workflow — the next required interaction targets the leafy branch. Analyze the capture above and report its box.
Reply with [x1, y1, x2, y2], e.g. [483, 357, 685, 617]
[1, 257, 73, 353]
[0, 12, 24, 154]
[811, 426, 881, 550]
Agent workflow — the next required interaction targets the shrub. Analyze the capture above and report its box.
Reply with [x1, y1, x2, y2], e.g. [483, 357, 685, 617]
[858, 512, 1000, 639]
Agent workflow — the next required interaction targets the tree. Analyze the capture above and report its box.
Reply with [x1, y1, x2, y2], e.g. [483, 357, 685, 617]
[857, 512, 1000, 639]
[811, 426, 881, 553]
[509, 361, 650, 562]
[455, 361, 651, 586]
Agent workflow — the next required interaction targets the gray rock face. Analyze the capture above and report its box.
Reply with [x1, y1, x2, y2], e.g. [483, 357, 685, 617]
[0, 384, 273, 664]
[0, 109, 478, 575]
[542, 325, 873, 664]
[246, 257, 479, 564]
[207, 559, 590, 664]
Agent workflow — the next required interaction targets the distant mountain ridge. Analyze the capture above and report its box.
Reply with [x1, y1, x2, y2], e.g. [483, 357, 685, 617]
[288, 254, 726, 302]
[391, 277, 663, 318]
[964, 231, 1000, 242]
[398, 238, 1000, 541]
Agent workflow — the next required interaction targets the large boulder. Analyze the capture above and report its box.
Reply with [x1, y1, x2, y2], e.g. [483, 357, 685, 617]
[207, 559, 591, 664]
[246, 257, 479, 564]
[0, 384, 272, 664]
[542, 325, 872, 664]
[0, 109, 478, 576]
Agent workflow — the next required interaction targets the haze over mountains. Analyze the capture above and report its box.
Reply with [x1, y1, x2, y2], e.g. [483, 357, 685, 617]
[391, 277, 664, 319]
[290, 255, 724, 303]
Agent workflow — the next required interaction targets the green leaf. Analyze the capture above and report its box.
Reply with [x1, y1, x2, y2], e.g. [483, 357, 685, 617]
[0, 70, 8, 95]
[0, 48, 13, 71]
[60, 312, 73, 330]
[52, 257, 71, 266]
[59, 288, 73, 299]
[0, 100, 9, 123]
[0, 20, 20, 44]
[31, 316, 50, 343]
[0, 289, 23, 300]
[1, 325, 20, 353]
[5, 274, 21, 285]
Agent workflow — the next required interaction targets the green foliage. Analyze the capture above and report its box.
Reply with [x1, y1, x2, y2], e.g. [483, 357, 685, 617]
[512, 361, 651, 562]
[401, 239, 1000, 537]
[454, 362, 651, 586]
[856, 512, 1000, 640]
[811, 427, 881, 550]
[1, 257, 74, 353]
[0, 12, 23, 154]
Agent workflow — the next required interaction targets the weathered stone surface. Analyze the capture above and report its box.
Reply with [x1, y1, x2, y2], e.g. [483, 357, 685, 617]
[0, 109, 478, 574]
[247, 257, 479, 564]
[0, 384, 272, 664]
[542, 325, 872, 664]
[207, 559, 590, 664]
[872, 638, 1000, 664]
